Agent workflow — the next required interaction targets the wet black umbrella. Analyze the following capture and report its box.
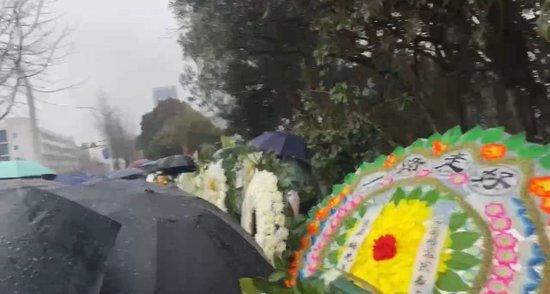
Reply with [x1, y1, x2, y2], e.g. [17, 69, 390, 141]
[154, 155, 196, 175]
[249, 131, 308, 162]
[53, 180, 272, 294]
[0, 178, 65, 191]
[106, 168, 146, 180]
[0, 188, 121, 294]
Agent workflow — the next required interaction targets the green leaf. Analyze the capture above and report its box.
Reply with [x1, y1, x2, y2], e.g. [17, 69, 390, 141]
[447, 252, 481, 270]
[408, 187, 423, 199]
[540, 155, 550, 169]
[480, 127, 504, 144]
[435, 270, 469, 292]
[393, 146, 406, 156]
[344, 173, 357, 185]
[344, 217, 357, 229]
[357, 205, 367, 217]
[331, 184, 344, 195]
[423, 190, 439, 205]
[427, 133, 442, 145]
[239, 277, 292, 294]
[373, 155, 386, 167]
[359, 162, 373, 172]
[459, 126, 483, 143]
[449, 213, 467, 231]
[239, 278, 259, 294]
[392, 188, 406, 204]
[299, 277, 327, 294]
[503, 133, 526, 151]
[327, 250, 339, 265]
[336, 234, 347, 246]
[450, 231, 481, 250]
[329, 276, 372, 294]
[268, 271, 287, 282]
[273, 255, 288, 270]
[442, 126, 462, 145]
[410, 138, 425, 149]
[518, 144, 547, 159]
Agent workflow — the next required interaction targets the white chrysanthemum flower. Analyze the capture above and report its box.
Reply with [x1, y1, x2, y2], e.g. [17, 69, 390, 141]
[175, 172, 200, 195]
[241, 170, 287, 264]
[198, 160, 228, 212]
[236, 152, 262, 191]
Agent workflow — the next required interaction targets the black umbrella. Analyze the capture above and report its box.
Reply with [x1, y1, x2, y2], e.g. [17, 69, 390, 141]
[0, 178, 65, 191]
[249, 131, 308, 161]
[106, 168, 146, 180]
[0, 188, 121, 294]
[53, 180, 273, 294]
[154, 155, 196, 175]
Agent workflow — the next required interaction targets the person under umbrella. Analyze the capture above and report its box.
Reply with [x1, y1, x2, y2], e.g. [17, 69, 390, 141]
[53, 179, 272, 294]
[0, 188, 120, 293]
[106, 168, 146, 180]
[154, 154, 196, 175]
[249, 131, 308, 162]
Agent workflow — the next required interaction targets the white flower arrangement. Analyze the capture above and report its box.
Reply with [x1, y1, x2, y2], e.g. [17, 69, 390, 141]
[235, 151, 262, 193]
[242, 170, 288, 264]
[195, 160, 228, 212]
[175, 172, 201, 195]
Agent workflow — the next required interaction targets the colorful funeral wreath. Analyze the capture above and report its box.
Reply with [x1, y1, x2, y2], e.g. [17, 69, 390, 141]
[275, 126, 550, 294]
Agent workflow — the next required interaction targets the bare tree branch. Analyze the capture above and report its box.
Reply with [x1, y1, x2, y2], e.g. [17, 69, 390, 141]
[0, 0, 70, 120]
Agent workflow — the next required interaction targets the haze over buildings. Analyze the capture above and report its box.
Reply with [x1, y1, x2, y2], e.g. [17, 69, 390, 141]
[153, 86, 178, 106]
[31, 0, 185, 144]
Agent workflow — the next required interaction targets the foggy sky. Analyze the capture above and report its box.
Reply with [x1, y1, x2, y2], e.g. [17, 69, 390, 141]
[24, 0, 184, 144]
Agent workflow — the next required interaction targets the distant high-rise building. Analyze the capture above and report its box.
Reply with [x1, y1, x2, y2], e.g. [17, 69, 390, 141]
[152, 86, 178, 105]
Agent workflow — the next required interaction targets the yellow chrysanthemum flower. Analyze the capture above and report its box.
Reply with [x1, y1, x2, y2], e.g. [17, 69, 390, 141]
[350, 199, 432, 293]
[436, 232, 452, 274]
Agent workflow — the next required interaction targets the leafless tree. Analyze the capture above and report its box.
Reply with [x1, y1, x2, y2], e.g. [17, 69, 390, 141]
[95, 92, 135, 169]
[0, 0, 69, 120]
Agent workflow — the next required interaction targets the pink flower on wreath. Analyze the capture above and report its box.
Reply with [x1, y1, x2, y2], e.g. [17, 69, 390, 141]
[485, 203, 506, 218]
[449, 172, 469, 185]
[494, 233, 517, 249]
[417, 168, 432, 177]
[344, 201, 355, 212]
[351, 196, 362, 206]
[381, 176, 394, 186]
[491, 264, 514, 281]
[490, 217, 512, 232]
[485, 278, 508, 294]
[495, 248, 518, 265]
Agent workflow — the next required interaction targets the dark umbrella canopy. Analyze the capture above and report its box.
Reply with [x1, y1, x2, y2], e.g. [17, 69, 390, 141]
[0, 179, 65, 191]
[53, 180, 272, 294]
[0, 188, 120, 294]
[106, 168, 146, 180]
[154, 155, 196, 175]
[249, 131, 308, 161]
[139, 161, 158, 173]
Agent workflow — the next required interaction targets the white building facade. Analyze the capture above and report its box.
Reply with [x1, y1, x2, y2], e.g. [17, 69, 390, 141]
[0, 117, 81, 173]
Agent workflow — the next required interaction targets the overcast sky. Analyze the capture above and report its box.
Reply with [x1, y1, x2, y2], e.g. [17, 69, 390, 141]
[17, 0, 184, 144]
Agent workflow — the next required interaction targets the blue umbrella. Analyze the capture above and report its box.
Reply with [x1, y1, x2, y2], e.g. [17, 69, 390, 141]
[249, 131, 308, 161]
[0, 160, 55, 179]
[54, 171, 91, 186]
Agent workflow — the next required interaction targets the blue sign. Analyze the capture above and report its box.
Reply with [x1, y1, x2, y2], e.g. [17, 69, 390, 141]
[102, 148, 111, 160]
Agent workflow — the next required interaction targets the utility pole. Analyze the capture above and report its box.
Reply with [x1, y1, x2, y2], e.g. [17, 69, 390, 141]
[23, 77, 42, 162]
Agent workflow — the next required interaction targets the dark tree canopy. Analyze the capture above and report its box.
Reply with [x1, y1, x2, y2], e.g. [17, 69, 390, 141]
[137, 99, 220, 159]
[172, 0, 550, 185]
